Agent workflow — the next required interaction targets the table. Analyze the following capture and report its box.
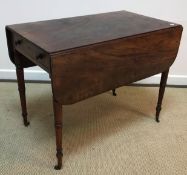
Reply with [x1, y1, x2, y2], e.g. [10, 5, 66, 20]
[6, 11, 183, 170]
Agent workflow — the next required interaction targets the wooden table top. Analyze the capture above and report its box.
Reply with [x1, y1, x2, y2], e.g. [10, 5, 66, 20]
[7, 11, 179, 54]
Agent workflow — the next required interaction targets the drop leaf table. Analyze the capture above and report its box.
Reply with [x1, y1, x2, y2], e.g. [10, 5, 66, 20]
[6, 11, 183, 170]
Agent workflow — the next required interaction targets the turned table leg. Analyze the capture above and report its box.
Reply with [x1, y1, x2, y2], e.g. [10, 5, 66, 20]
[156, 69, 169, 122]
[53, 98, 63, 170]
[112, 89, 117, 96]
[16, 67, 30, 126]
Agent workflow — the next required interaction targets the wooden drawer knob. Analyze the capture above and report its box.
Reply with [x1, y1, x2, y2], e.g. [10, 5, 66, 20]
[36, 53, 44, 60]
[15, 40, 22, 46]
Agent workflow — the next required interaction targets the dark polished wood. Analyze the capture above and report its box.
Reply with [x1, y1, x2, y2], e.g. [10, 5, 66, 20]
[13, 33, 50, 72]
[53, 98, 63, 170]
[156, 69, 169, 122]
[16, 67, 30, 126]
[5, 11, 183, 170]
[5, 11, 182, 53]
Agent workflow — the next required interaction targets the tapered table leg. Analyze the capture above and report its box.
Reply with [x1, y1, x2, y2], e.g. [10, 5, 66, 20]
[112, 89, 117, 96]
[53, 98, 63, 170]
[16, 67, 30, 126]
[156, 69, 169, 122]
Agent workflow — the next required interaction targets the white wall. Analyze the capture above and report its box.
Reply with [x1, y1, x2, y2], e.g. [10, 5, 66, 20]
[0, 0, 187, 85]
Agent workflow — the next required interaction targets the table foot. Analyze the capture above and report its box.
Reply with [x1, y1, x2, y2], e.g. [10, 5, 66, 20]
[23, 120, 30, 127]
[112, 89, 117, 96]
[156, 118, 160, 123]
[155, 106, 161, 123]
[54, 149, 63, 170]
[22, 113, 30, 126]
[155, 69, 169, 123]
[54, 164, 62, 170]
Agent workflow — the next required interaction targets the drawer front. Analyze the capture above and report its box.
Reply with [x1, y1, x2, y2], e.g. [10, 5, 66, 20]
[14, 33, 50, 72]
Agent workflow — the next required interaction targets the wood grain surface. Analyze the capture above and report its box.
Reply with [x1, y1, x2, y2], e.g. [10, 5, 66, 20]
[6, 10, 180, 53]
[51, 27, 182, 104]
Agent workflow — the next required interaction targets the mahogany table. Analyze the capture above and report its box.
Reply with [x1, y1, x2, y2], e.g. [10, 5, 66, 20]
[6, 11, 183, 170]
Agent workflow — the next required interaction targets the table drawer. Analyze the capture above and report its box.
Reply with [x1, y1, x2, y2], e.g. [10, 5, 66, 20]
[14, 33, 50, 71]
